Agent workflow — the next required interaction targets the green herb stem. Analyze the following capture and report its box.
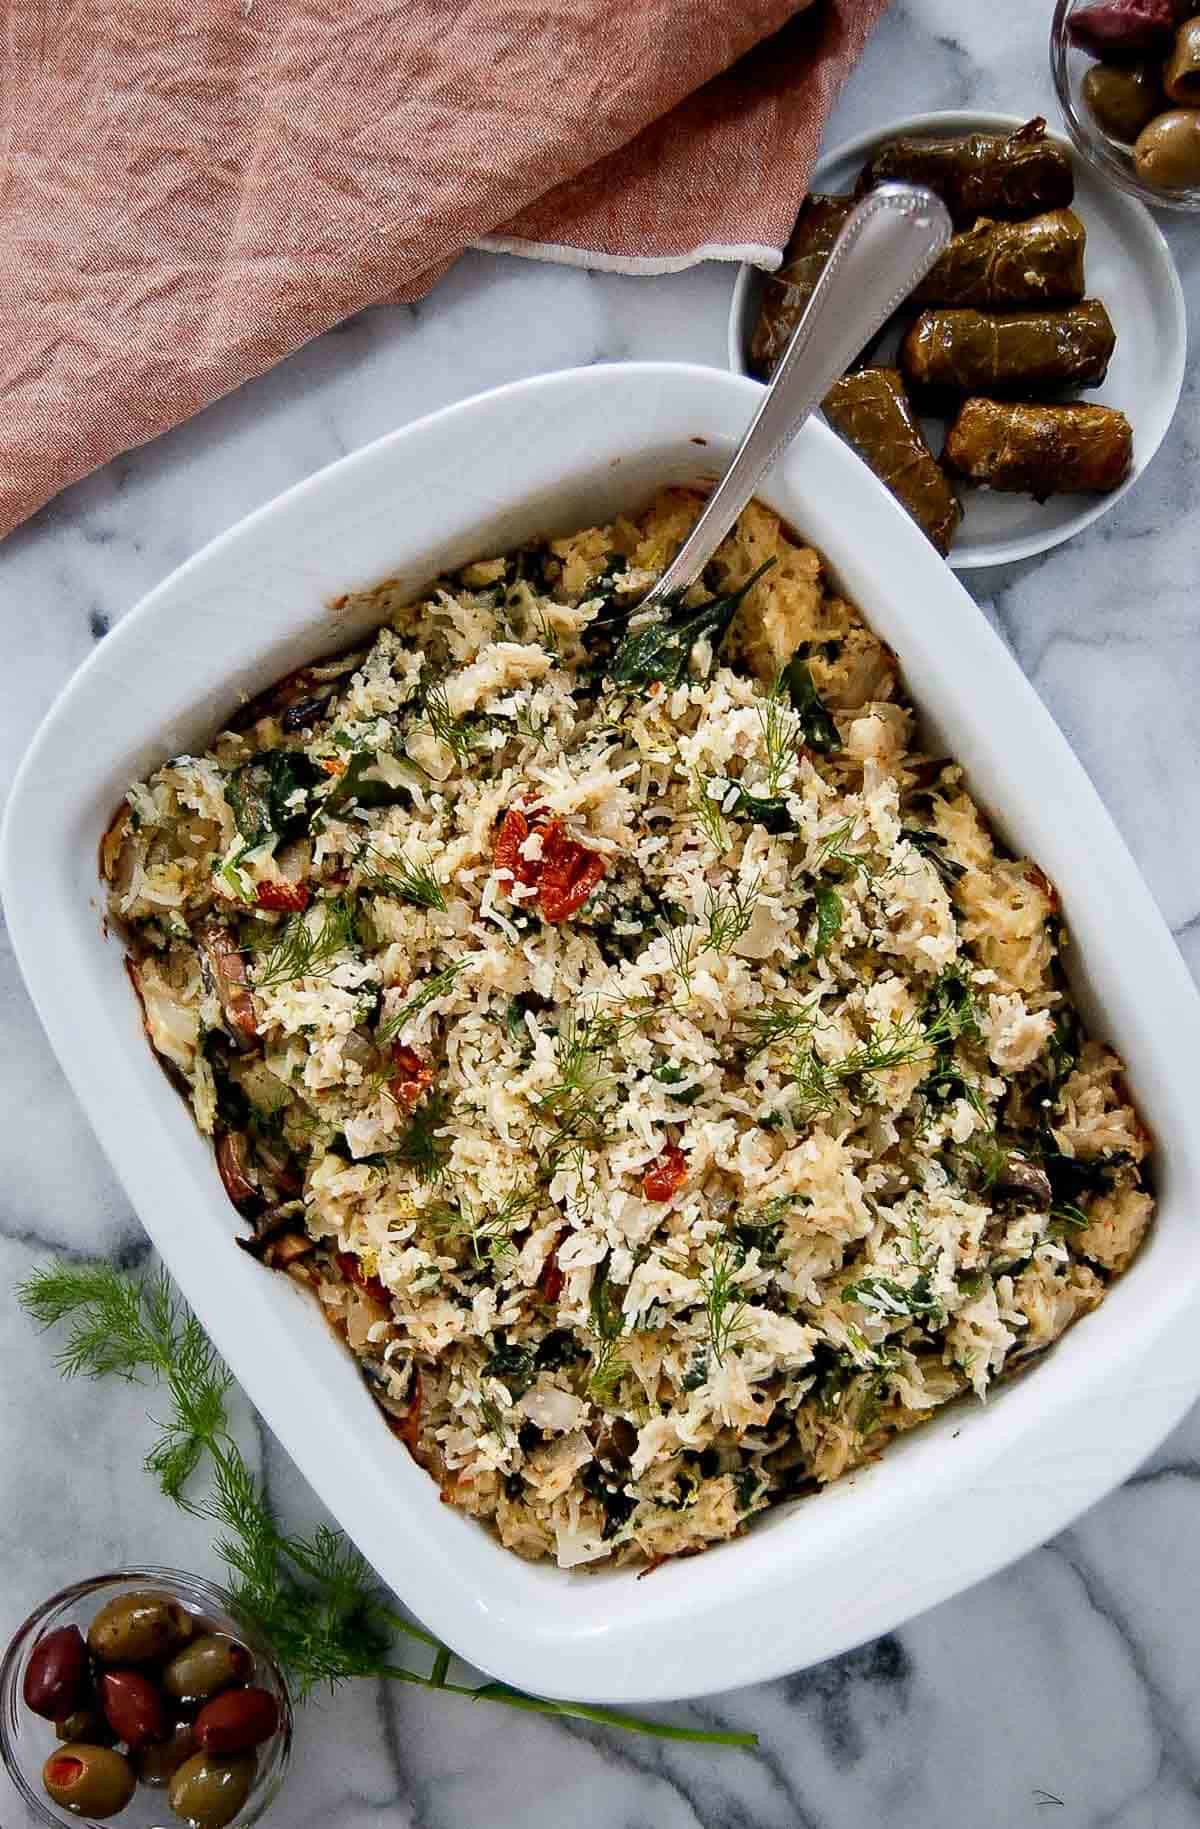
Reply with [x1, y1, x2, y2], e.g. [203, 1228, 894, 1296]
[16, 1259, 754, 1751]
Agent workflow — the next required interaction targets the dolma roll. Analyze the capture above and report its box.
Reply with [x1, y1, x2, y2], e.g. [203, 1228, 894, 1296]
[943, 399, 1133, 499]
[750, 195, 855, 379]
[900, 299, 1116, 395]
[856, 117, 1074, 226]
[823, 369, 961, 554]
[912, 209, 1086, 309]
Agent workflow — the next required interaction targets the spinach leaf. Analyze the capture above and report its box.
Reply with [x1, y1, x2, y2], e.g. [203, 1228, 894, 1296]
[728, 786, 793, 834]
[504, 994, 542, 1058]
[608, 559, 775, 690]
[482, 1340, 536, 1397]
[534, 1328, 586, 1370]
[778, 658, 841, 754]
[901, 824, 965, 888]
[814, 885, 842, 957]
[225, 751, 323, 844]
[652, 1062, 703, 1106]
[1038, 1135, 1129, 1207]
[320, 749, 423, 819]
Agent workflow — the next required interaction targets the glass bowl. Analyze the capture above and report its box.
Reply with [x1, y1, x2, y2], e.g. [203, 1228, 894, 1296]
[0, 1569, 292, 1829]
[1051, 0, 1200, 212]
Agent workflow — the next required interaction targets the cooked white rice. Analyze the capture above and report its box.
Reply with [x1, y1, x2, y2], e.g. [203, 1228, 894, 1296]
[106, 490, 1152, 1570]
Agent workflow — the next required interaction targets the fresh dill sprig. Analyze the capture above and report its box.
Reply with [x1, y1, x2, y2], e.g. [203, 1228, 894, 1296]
[534, 1011, 617, 1152]
[923, 964, 982, 1047]
[16, 1261, 754, 1747]
[658, 916, 698, 996]
[744, 997, 821, 1055]
[791, 1016, 930, 1115]
[587, 1258, 629, 1403]
[702, 875, 761, 957]
[789, 992, 980, 1117]
[376, 961, 465, 1046]
[789, 1049, 841, 1117]
[758, 676, 802, 797]
[356, 840, 447, 912]
[426, 1186, 540, 1269]
[248, 897, 357, 990]
[499, 703, 552, 749]
[699, 1242, 749, 1363]
[690, 771, 729, 851]
[812, 815, 878, 885]
[423, 680, 483, 766]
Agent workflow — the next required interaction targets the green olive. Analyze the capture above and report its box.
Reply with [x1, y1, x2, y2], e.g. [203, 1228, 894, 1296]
[167, 1750, 257, 1828]
[1134, 106, 1200, 187]
[135, 1719, 199, 1787]
[162, 1633, 252, 1708]
[42, 1743, 136, 1818]
[87, 1588, 195, 1664]
[55, 1706, 116, 1746]
[1164, 17, 1200, 104]
[1082, 61, 1164, 142]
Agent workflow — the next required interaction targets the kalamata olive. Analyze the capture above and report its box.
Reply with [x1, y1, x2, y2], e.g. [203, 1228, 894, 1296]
[168, 1750, 257, 1828]
[135, 1719, 199, 1786]
[55, 1706, 116, 1746]
[23, 1624, 88, 1719]
[42, 1743, 136, 1819]
[1134, 106, 1200, 185]
[1082, 60, 1165, 140]
[163, 1633, 252, 1708]
[87, 1588, 195, 1664]
[1164, 16, 1200, 102]
[195, 1685, 280, 1755]
[99, 1666, 169, 1747]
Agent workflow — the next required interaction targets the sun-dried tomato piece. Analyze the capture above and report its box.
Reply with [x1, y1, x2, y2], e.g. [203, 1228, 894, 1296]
[538, 1236, 566, 1304]
[388, 1043, 434, 1111]
[254, 879, 310, 913]
[494, 803, 606, 922]
[336, 1249, 390, 1307]
[538, 823, 607, 924]
[642, 1141, 688, 1202]
[493, 807, 539, 886]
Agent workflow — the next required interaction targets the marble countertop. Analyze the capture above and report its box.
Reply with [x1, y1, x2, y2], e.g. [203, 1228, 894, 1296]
[3, 2, 1199, 1824]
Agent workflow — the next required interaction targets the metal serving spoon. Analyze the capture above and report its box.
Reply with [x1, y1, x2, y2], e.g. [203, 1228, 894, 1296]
[639, 181, 953, 613]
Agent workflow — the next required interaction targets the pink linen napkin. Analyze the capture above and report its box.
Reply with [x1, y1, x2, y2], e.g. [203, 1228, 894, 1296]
[0, 0, 888, 540]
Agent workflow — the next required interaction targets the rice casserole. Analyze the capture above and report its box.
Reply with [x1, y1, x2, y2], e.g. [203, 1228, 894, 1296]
[104, 491, 1153, 1571]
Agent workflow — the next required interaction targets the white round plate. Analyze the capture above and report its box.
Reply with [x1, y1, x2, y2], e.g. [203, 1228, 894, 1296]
[727, 110, 1187, 569]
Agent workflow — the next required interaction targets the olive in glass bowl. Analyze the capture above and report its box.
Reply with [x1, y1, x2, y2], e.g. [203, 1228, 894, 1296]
[0, 1570, 291, 1829]
[1052, 0, 1200, 208]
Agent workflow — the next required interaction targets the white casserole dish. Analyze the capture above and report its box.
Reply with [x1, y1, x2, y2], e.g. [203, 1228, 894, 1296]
[4, 363, 1200, 1705]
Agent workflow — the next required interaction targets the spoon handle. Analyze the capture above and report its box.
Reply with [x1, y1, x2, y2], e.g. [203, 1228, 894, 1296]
[642, 182, 952, 610]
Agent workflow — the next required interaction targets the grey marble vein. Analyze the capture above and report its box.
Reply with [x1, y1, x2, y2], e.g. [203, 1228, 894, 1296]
[2, 1, 1199, 1823]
